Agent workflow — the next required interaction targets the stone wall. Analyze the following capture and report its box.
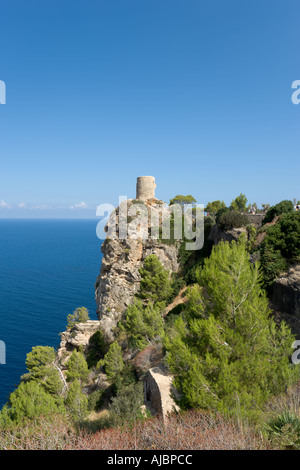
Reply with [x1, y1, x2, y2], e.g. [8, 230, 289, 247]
[144, 366, 179, 419]
[136, 176, 156, 201]
[244, 214, 265, 227]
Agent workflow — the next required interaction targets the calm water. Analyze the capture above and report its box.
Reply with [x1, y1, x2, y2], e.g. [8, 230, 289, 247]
[0, 219, 103, 409]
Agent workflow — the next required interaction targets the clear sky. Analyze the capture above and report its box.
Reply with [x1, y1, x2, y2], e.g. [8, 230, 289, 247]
[0, 0, 299, 218]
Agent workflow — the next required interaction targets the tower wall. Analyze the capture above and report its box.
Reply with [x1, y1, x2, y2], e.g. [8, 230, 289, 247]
[136, 176, 156, 200]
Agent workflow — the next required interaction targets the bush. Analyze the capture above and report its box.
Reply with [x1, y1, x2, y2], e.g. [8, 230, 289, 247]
[138, 255, 172, 305]
[265, 412, 300, 449]
[86, 330, 108, 368]
[5, 381, 63, 424]
[108, 382, 145, 426]
[263, 200, 294, 225]
[217, 210, 249, 231]
[66, 307, 90, 330]
[66, 350, 89, 384]
[259, 211, 300, 287]
[65, 380, 88, 422]
[120, 300, 165, 350]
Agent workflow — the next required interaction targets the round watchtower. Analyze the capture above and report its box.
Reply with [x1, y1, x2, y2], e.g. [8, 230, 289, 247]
[136, 176, 156, 201]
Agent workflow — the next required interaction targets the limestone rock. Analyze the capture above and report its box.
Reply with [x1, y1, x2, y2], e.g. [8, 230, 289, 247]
[57, 320, 102, 365]
[95, 199, 180, 342]
[273, 264, 300, 318]
[208, 223, 247, 245]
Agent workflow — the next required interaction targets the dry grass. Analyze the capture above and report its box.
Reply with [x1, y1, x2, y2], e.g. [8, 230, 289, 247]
[0, 409, 271, 450]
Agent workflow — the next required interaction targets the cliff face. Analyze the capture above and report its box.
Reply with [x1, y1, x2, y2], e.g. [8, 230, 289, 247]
[273, 264, 300, 317]
[208, 224, 248, 245]
[95, 198, 180, 342]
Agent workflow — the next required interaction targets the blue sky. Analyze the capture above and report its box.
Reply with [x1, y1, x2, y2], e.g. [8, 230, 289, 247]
[0, 0, 299, 218]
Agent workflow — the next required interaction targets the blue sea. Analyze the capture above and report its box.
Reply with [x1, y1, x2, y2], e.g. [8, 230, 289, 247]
[0, 219, 103, 409]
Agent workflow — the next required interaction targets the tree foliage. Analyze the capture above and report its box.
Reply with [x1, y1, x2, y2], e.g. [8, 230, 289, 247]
[66, 307, 90, 330]
[217, 210, 249, 231]
[108, 382, 145, 426]
[165, 239, 296, 420]
[138, 255, 172, 305]
[65, 380, 88, 422]
[205, 200, 226, 214]
[263, 200, 294, 225]
[101, 341, 124, 383]
[6, 381, 62, 424]
[259, 211, 300, 287]
[169, 195, 197, 211]
[230, 194, 248, 212]
[22, 346, 63, 396]
[121, 299, 165, 350]
[66, 350, 89, 384]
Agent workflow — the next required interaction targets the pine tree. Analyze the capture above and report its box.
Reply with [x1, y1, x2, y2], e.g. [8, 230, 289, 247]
[66, 306, 90, 329]
[7, 381, 62, 422]
[138, 254, 172, 305]
[165, 239, 297, 419]
[65, 379, 88, 422]
[66, 350, 89, 384]
[102, 341, 124, 383]
[121, 299, 165, 350]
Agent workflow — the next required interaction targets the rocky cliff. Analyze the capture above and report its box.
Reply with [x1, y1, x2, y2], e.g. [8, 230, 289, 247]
[272, 264, 300, 337]
[95, 198, 180, 342]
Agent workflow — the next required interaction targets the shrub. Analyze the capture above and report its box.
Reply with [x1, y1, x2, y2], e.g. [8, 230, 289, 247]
[5, 381, 63, 424]
[108, 382, 145, 426]
[66, 350, 89, 384]
[87, 389, 105, 412]
[120, 299, 165, 350]
[86, 330, 108, 368]
[138, 255, 172, 305]
[65, 380, 88, 422]
[217, 210, 249, 231]
[66, 307, 90, 330]
[259, 211, 300, 287]
[263, 200, 294, 225]
[101, 341, 124, 383]
[265, 412, 300, 449]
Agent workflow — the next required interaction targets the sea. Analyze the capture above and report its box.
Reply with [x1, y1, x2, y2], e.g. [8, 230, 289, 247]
[0, 219, 103, 410]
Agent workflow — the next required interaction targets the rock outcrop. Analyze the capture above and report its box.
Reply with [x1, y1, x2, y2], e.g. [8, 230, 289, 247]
[95, 198, 180, 342]
[208, 223, 248, 245]
[57, 320, 102, 365]
[273, 264, 300, 318]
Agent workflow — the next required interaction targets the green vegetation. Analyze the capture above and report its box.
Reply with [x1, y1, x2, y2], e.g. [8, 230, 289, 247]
[1, 196, 300, 450]
[108, 382, 145, 426]
[137, 254, 172, 305]
[66, 307, 90, 329]
[230, 193, 248, 212]
[100, 341, 124, 383]
[165, 239, 297, 420]
[65, 379, 88, 422]
[66, 350, 89, 384]
[120, 299, 164, 350]
[0, 381, 64, 426]
[205, 200, 226, 214]
[263, 200, 294, 225]
[169, 194, 197, 209]
[259, 210, 300, 288]
[217, 209, 249, 231]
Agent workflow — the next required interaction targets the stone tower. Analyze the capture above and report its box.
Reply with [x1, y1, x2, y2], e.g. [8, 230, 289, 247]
[136, 176, 156, 201]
